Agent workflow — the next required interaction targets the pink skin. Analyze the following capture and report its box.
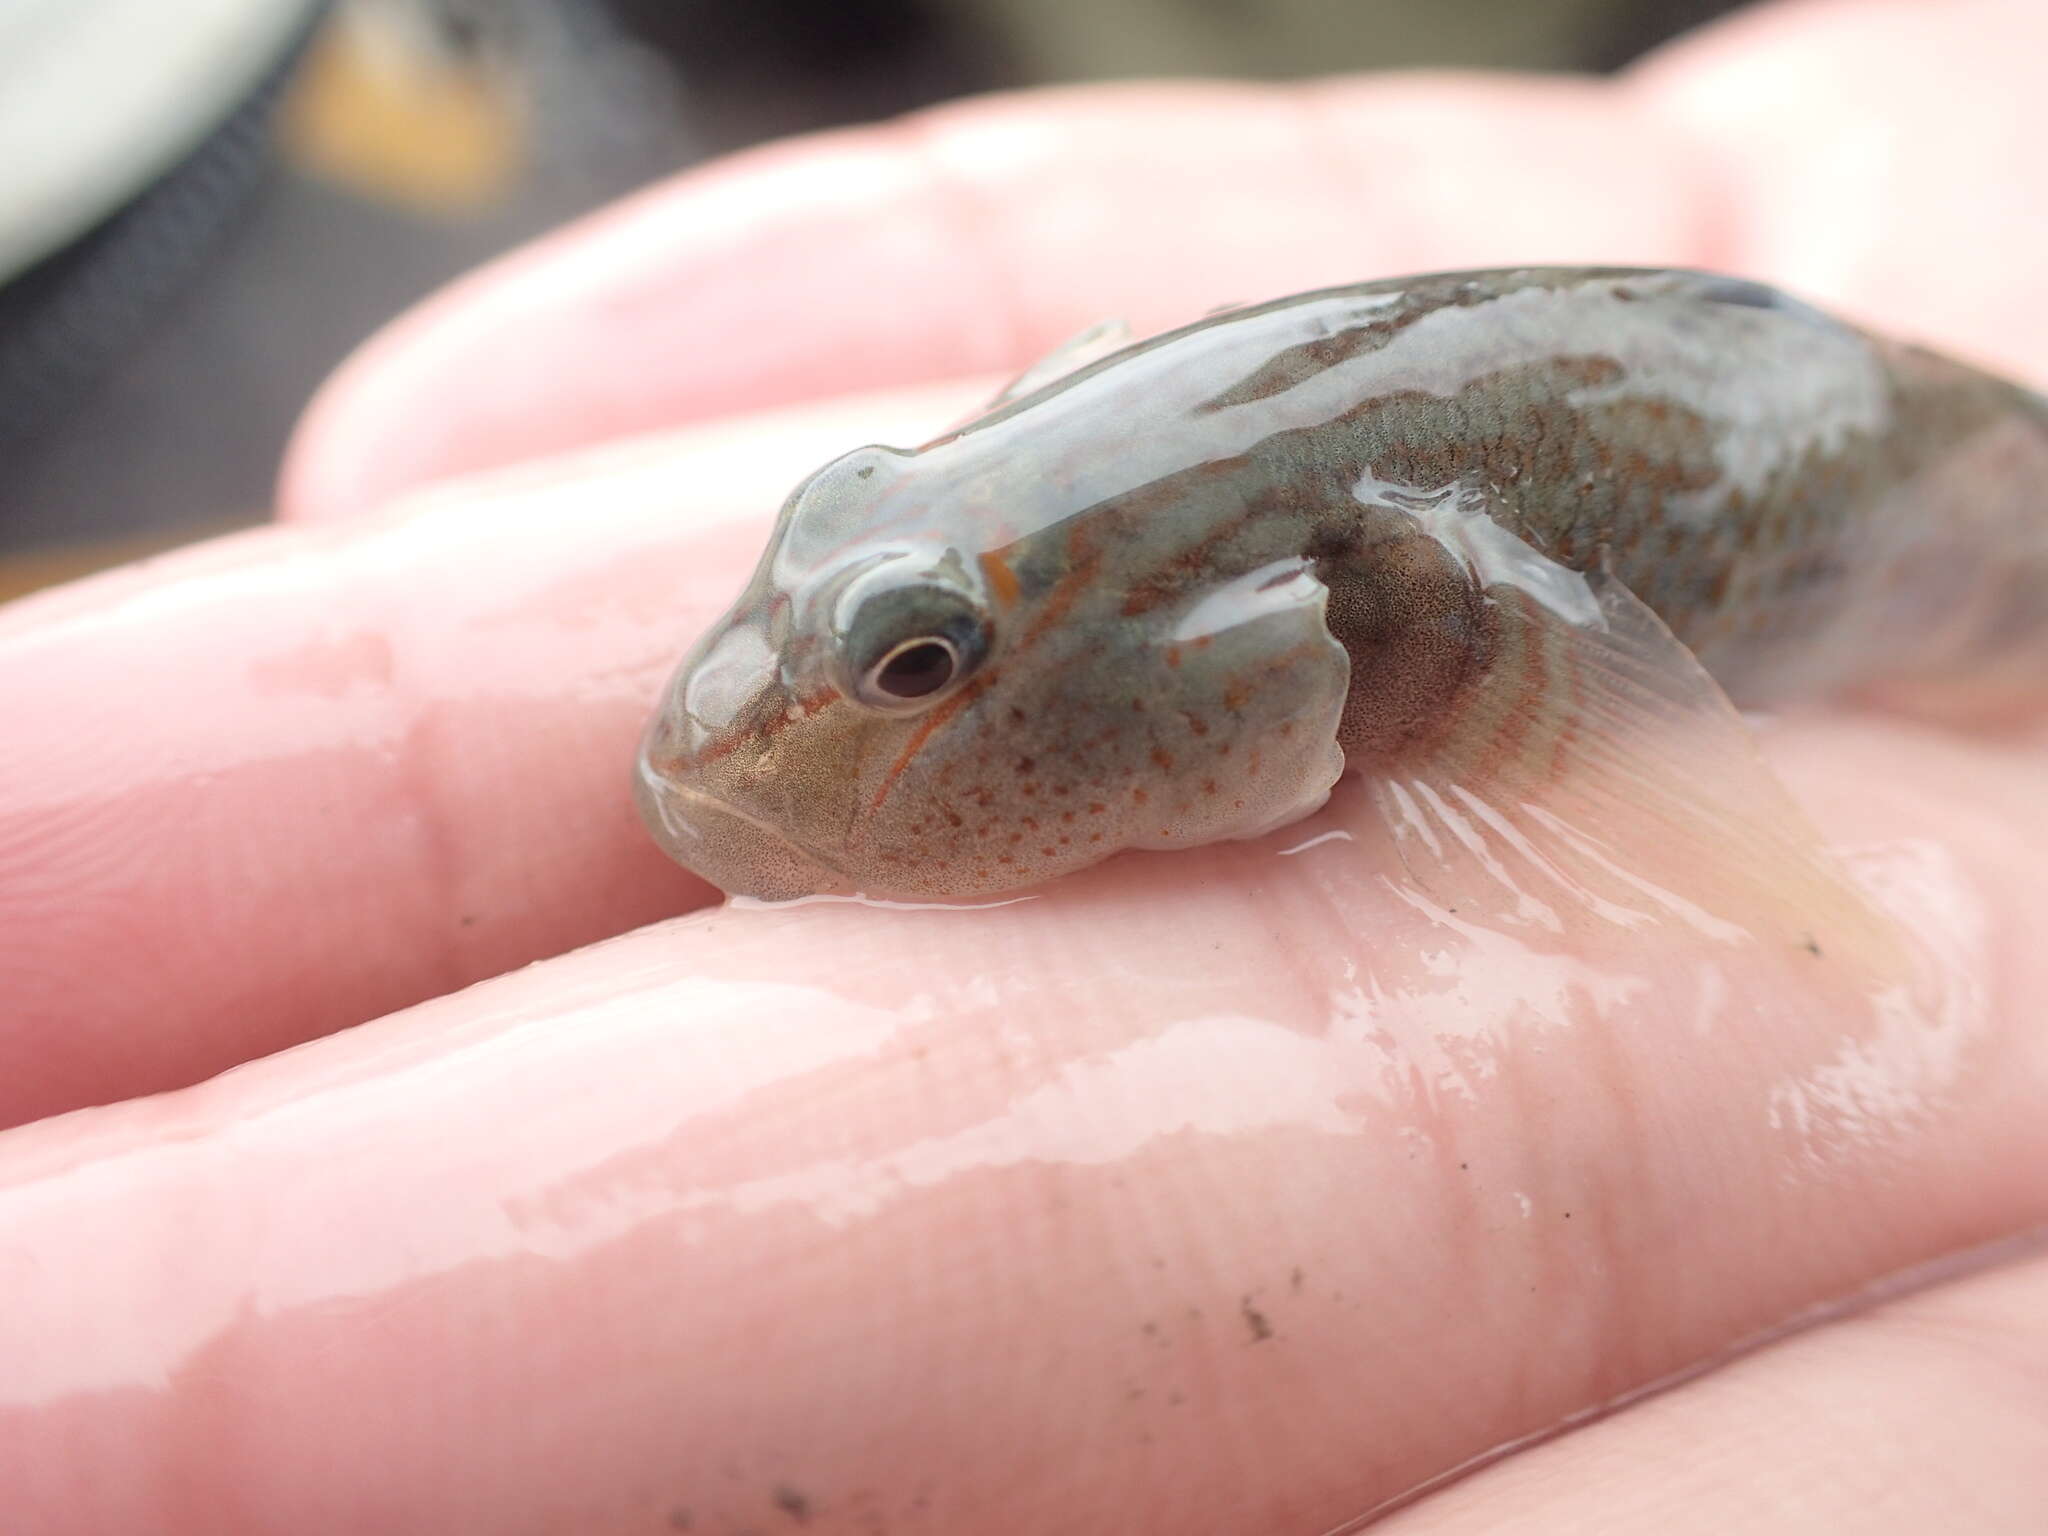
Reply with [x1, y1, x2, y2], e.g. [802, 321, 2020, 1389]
[2, 0, 2047, 1530]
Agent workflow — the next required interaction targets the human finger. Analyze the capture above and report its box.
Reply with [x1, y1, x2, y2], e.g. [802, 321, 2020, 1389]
[1373, 1239, 2048, 1533]
[2, 713, 2045, 1532]
[1630, 0, 2048, 382]
[0, 380, 980, 1129]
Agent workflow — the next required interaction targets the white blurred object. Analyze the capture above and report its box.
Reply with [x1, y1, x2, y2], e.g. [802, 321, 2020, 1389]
[0, 0, 323, 281]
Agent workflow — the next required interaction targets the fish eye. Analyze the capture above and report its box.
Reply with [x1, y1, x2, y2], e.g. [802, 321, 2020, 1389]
[836, 574, 991, 713]
[863, 636, 962, 701]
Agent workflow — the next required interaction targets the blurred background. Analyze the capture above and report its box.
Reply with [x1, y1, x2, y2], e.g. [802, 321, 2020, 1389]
[0, 0, 1744, 599]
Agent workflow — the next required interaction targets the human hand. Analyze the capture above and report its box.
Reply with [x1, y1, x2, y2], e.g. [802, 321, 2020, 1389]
[3, 1, 2046, 1530]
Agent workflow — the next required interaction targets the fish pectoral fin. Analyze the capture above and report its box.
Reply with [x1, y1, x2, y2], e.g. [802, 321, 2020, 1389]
[984, 319, 1136, 410]
[1132, 557, 1350, 852]
[1368, 572, 1899, 967]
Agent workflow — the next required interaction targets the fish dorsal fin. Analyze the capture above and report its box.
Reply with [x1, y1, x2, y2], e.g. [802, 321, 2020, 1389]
[1368, 570, 1903, 975]
[986, 319, 1135, 410]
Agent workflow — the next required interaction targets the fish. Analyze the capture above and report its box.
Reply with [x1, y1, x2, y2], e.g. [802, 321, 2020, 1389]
[634, 267, 2048, 921]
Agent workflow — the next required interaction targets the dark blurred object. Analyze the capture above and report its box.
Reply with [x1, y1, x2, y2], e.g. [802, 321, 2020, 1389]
[0, 0, 693, 558]
[607, 0, 1008, 154]
[0, 9, 322, 455]
[1586, 0, 1749, 68]
[923, 0, 1748, 80]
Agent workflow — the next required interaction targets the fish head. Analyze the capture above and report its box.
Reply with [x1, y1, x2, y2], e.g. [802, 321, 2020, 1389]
[637, 437, 1351, 902]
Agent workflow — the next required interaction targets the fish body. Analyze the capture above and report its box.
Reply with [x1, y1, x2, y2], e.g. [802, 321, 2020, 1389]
[637, 268, 2048, 902]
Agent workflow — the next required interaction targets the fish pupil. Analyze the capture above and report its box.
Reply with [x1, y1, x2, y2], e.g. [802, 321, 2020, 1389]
[874, 639, 957, 699]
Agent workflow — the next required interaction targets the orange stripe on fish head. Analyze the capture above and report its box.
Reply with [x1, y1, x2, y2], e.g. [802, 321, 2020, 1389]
[866, 669, 1000, 815]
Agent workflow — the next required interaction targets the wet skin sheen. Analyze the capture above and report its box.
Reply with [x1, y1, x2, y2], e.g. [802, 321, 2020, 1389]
[637, 268, 2048, 901]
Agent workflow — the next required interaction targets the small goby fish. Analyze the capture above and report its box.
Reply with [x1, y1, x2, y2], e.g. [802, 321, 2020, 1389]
[636, 268, 2048, 904]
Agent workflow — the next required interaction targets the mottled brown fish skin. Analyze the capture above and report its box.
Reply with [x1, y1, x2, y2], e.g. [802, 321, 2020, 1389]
[638, 268, 2048, 900]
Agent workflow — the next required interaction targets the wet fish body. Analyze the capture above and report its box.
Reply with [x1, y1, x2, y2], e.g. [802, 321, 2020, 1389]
[637, 268, 2048, 903]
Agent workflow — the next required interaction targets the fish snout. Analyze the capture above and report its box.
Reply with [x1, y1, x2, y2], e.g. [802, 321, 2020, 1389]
[634, 761, 855, 901]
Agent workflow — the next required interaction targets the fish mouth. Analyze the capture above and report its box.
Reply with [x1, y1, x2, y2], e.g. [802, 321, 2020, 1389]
[635, 764, 855, 902]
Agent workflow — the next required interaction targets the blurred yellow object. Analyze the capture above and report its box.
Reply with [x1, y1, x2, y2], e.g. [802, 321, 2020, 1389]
[279, 2, 521, 213]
